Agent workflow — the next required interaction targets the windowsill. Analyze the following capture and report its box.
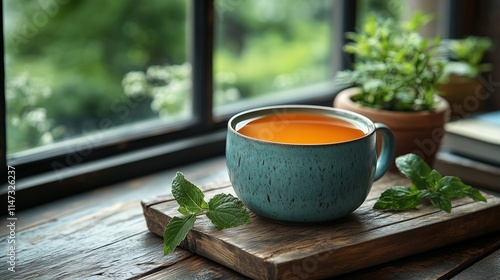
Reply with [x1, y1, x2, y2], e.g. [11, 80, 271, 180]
[3, 129, 228, 211]
[8, 154, 230, 231]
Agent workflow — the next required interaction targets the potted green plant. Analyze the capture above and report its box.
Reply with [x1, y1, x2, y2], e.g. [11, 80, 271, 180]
[333, 12, 450, 169]
[438, 36, 493, 117]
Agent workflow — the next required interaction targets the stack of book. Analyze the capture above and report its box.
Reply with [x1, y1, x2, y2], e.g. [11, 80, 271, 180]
[436, 110, 500, 192]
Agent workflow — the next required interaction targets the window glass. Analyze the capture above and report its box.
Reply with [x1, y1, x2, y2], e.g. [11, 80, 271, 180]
[4, 0, 190, 157]
[213, 0, 335, 114]
[357, 0, 403, 24]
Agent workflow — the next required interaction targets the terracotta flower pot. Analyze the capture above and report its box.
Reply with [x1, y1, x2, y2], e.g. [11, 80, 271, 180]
[438, 75, 487, 119]
[333, 87, 450, 171]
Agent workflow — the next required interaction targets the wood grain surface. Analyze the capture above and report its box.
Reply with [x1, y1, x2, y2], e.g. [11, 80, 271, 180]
[142, 173, 500, 280]
[1, 156, 498, 279]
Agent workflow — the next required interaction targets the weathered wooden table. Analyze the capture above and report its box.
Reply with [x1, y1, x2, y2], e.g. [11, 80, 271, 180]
[1, 156, 499, 279]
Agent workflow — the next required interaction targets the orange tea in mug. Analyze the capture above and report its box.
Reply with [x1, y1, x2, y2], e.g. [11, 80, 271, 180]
[236, 113, 366, 145]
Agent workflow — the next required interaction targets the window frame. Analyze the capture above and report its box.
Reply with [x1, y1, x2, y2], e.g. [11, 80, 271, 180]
[4, 0, 430, 210]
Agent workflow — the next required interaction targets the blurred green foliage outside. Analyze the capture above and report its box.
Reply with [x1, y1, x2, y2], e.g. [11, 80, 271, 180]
[4, 0, 402, 155]
[5, 0, 188, 154]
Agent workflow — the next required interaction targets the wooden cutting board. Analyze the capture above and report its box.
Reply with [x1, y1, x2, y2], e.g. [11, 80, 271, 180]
[141, 173, 500, 280]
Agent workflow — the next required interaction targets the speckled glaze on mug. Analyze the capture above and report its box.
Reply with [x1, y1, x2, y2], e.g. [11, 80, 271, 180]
[226, 105, 395, 223]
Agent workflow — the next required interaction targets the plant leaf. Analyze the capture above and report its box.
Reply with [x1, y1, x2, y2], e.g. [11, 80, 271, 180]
[206, 193, 251, 229]
[171, 172, 208, 214]
[465, 188, 488, 202]
[375, 153, 487, 213]
[177, 206, 191, 215]
[395, 153, 431, 190]
[427, 169, 442, 189]
[163, 214, 196, 255]
[373, 186, 423, 210]
[427, 192, 452, 213]
[438, 176, 487, 202]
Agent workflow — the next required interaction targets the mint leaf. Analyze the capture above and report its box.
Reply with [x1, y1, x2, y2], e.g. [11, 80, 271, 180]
[464, 188, 487, 202]
[395, 153, 431, 190]
[163, 214, 196, 255]
[373, 186, 423, 210]
[206, 193, 251, 229]
[427, 192, 452, 213]
[438, 176, 487, 202]
[177, 206, 191, 216]
[428, 169, 442, 188]
[438, 176, 469, 199]
[163, 172, 251, 255]
[171, 172, 208, 214]
[375, 153, 487, 213]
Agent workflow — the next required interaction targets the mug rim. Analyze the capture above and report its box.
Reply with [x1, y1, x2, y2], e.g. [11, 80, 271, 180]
[227, 104, 376, 146]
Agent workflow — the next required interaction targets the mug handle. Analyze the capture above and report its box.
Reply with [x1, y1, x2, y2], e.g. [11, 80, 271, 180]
[373, 123, 395, 181]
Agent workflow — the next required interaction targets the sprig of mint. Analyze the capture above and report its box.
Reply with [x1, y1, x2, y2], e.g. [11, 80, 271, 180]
[163, 172, 251, 255]
[373, 153, 487, 213]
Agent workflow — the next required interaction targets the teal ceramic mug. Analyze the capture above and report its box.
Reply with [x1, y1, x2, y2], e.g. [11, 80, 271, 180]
[226, 105, 395, 223]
